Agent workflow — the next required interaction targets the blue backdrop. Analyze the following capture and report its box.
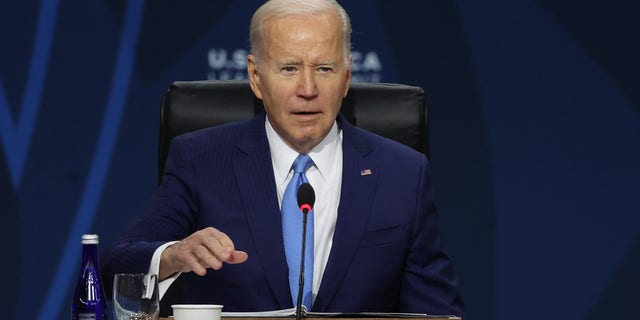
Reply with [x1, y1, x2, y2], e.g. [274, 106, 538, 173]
[1, 1, 639, 319]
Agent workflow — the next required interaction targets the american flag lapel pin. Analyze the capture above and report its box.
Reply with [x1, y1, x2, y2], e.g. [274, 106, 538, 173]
[360, 168, 372, 176]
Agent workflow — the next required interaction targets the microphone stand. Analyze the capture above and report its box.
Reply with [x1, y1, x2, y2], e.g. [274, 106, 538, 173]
[296, 209, 309, 320]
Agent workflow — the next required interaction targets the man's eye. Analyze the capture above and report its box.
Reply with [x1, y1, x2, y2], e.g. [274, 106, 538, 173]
[318, 67, 333, 73]
[282, 66, 296, 73]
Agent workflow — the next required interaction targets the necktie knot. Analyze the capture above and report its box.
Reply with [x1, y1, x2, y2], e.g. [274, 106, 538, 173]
[293, 154, 313, 174]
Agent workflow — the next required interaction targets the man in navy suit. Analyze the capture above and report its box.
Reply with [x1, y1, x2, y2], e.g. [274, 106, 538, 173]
[102, 0, 463, 317]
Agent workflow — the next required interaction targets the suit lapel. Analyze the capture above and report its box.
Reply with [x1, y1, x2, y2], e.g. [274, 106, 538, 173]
[233, 115, 292, 309]
[314, 118, 379, 311]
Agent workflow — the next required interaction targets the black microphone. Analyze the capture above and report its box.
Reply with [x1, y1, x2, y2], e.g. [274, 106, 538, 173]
[295, 182, 315, 320]
[297, 183, 315, 214]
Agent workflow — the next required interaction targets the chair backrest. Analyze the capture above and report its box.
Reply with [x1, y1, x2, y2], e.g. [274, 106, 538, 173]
[159, 80, 428, 182]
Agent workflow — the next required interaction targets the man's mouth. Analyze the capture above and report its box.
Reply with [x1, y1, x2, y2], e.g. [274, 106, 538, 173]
[293, 110, 320, 115]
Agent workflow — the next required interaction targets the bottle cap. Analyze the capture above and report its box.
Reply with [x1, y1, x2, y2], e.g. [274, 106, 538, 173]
[82, 234, 99, 244]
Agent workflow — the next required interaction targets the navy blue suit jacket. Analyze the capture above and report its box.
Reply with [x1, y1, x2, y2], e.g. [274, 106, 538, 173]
[102, 113, 463, 316]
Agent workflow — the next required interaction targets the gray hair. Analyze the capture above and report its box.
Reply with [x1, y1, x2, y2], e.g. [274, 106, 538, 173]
[249, 0, 352, 67]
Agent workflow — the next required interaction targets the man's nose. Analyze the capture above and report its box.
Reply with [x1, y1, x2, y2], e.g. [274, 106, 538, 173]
[296, 69, 319, 99]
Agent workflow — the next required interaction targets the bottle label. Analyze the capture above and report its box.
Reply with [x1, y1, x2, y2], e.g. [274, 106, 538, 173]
[77, 313, 97, 320]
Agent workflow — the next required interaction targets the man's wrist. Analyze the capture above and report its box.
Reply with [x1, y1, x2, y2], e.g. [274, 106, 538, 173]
[151, 241, 179, 280]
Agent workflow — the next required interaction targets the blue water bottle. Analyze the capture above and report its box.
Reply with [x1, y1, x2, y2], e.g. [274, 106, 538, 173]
[71, 234, 107, 320]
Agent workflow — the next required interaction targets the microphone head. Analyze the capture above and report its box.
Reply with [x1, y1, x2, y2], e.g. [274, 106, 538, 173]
[297, 182, 315, 213]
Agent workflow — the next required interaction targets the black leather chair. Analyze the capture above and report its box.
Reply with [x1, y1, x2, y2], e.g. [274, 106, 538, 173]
[158, 80, 428, 183]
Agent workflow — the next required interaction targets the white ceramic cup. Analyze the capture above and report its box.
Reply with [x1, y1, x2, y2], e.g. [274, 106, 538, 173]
[171, 304, 223, 320]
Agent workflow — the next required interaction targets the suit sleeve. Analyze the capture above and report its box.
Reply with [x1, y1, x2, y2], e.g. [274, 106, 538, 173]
[398, 156, 465, 317]
[100, 135, 200, 296]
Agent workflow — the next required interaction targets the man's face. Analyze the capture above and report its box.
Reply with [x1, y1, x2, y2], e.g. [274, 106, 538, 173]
[248, 11, 351, 153]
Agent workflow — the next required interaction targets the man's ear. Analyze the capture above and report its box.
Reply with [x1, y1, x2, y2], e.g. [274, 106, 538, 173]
[247, 54, 263, 100]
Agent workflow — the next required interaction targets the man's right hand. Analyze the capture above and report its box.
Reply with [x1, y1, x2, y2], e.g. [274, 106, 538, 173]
[159, 227, 249, 280]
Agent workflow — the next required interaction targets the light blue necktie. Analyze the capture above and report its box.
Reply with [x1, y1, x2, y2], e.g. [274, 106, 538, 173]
[282, 154, 314, 310]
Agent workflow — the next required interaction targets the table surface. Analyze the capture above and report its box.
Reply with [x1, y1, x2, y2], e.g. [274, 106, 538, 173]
[160, 317, 462, 320]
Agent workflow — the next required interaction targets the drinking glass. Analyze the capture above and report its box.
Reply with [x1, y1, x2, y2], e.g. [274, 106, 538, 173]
[113, 273, 159, 320]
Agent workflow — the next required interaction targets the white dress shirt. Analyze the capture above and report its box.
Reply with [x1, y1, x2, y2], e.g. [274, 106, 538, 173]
[265, 116, 343, 304]
[151, 117, 343, 302]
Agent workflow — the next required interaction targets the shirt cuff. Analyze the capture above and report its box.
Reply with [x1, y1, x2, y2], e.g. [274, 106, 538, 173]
[148, 241, 180, 300]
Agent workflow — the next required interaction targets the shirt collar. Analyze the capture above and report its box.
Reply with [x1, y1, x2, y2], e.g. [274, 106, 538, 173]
[265, 116, 342, 187]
